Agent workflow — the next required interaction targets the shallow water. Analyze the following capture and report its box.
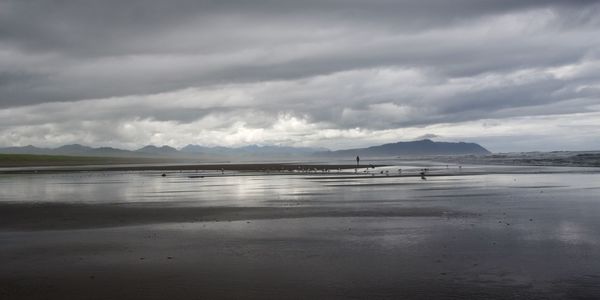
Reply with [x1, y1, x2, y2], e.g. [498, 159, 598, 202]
[1, 165, 599, 208]
[1, 165, 600, 299]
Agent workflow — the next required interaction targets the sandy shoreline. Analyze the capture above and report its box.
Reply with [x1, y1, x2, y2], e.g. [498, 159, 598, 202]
[0, 162, 386, 173]
[2, 168, 600, 299]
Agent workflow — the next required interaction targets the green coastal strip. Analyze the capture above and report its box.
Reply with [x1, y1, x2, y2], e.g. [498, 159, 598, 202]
[0, 153, 157, 167]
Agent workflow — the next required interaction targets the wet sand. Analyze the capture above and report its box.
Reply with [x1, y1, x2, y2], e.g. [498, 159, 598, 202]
[0, 203, 466, 231]
[2, 165, 600, 299]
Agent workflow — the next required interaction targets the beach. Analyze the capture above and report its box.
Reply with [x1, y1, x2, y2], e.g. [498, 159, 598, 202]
[2, 162, 600, 299]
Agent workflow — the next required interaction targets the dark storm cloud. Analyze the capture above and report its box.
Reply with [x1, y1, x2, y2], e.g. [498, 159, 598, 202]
[2, 1, 596, 54]
[1, 0, 598, 105]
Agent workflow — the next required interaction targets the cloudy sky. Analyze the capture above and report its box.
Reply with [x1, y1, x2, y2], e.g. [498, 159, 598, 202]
[1, 0, 600, 152]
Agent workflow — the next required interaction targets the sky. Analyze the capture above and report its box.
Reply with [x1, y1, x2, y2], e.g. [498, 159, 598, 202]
[1, 0, 600, 152]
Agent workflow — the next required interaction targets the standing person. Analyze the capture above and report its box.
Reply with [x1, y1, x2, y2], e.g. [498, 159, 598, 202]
[355, 156, 360, 173]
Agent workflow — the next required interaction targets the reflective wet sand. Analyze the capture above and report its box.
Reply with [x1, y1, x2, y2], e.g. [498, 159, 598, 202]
[1, 165, 600, 299]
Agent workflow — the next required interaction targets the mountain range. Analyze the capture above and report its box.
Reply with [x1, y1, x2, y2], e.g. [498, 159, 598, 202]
[316, 139, 490, 157]
[0, 139, 490, 158]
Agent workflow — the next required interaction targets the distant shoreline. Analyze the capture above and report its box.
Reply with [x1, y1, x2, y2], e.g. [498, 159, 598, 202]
[0, 162, 388, 174]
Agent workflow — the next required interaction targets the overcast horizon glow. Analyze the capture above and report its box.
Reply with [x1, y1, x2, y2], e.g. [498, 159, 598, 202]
[1, 0, 600, 152]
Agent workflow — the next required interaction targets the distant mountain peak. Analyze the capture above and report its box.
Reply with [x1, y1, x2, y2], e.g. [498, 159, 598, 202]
[319, 139, 490, 157]
[56, 143, 90, 149]
[136, 145, 178, 153]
